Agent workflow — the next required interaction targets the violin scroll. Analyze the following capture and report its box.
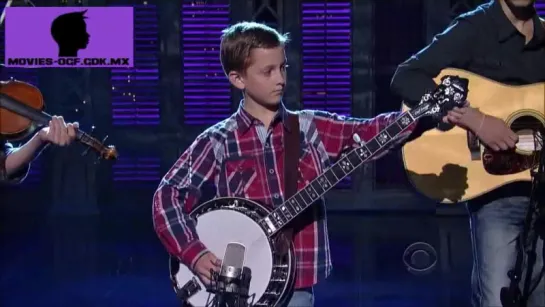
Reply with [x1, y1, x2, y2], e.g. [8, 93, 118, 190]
[78, 130, 118, 161]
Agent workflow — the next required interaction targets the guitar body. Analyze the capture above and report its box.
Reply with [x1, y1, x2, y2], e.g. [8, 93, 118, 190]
[402, 68, 545, 203]
[170, 197, 296, 307]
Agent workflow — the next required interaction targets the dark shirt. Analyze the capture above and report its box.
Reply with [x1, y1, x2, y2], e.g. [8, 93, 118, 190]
[0, 140, 29, 184]
[391, 0, 545, 107]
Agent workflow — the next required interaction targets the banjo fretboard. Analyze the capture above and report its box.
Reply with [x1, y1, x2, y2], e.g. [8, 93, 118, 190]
[257, 74, 468, 237]
[259, 111, 418, 237]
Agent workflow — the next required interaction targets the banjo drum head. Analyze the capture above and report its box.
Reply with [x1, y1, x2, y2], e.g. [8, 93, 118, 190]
[174, 209, 274, 306]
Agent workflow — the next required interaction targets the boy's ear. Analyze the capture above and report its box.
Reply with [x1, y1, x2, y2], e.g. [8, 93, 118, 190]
[228, 70, 245, 90]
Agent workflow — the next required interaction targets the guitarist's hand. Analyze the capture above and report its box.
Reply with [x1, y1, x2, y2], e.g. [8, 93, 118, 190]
[446, 107, 518, 151]
[442, 101, 470, 125]
[193, 251, 221, 286]
[475, 115, 518, 151]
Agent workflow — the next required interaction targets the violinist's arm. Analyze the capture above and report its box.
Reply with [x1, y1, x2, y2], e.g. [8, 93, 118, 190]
[4, 133, 47, 177]
[2, 116, 77, 182]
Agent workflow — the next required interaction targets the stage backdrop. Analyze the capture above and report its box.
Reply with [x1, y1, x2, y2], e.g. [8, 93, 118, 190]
[1, 0, 522, 216]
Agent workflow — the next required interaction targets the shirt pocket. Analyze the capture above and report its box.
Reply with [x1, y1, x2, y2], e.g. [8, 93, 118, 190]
[221, 155, 259, 198]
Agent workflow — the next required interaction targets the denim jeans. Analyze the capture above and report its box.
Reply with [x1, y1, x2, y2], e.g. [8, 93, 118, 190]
[469, 196, 545, 307]
[285, 287, 314, 307]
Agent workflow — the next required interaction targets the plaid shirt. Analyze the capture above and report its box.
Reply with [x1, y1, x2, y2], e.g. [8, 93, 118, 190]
[153, 103, 416, 289]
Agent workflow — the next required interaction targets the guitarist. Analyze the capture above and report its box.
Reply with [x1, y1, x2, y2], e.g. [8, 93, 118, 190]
[390, 0, 545, 306]
[153, 21, 418, 307]
[0, 116, 78, 184]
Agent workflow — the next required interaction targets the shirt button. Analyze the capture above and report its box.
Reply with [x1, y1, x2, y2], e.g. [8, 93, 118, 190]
[269, 169, 275, 174]
[274, 193, 280, 198]
[265, 143, 270, 148]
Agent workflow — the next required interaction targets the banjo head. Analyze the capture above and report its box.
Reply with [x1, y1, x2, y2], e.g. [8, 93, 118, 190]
[170, 197, 295, 307]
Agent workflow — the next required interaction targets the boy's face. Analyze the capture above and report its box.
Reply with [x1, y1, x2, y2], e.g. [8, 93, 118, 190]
[229, 46, 287, 108]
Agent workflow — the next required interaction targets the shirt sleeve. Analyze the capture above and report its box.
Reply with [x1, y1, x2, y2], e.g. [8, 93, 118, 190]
[390, 16, 477, 107]
[307, 110, 417, 161]
[0, 141, 30, 185]
[152, 132, 219, 270]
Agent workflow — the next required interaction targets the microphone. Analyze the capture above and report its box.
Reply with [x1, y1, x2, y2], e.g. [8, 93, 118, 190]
[212, 242, 248, 307]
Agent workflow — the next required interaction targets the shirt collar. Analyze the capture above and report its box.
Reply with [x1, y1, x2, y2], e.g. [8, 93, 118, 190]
[489, 0, 545, 46]
[234, 100, 291, 134]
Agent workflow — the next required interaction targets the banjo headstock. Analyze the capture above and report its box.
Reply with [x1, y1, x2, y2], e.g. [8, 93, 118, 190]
[409, 75, 469, 122]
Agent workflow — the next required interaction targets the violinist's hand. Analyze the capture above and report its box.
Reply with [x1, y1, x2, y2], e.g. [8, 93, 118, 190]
[38, 116, 78, 146]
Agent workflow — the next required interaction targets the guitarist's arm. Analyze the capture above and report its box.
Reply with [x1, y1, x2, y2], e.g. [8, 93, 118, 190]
[390, 16, 476, 108]
[152, 131, 220, 279]
[390, 13, 519, 151]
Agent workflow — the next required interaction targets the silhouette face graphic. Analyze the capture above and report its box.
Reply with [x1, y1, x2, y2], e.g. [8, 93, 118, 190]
[50, 10, 90, 57]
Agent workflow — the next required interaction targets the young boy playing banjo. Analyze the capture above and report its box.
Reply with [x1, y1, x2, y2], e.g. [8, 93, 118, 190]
[152, 22, 455, 306]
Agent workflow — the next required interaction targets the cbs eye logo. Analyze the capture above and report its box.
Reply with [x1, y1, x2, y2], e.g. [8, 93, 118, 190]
[402, 242, 437, 275]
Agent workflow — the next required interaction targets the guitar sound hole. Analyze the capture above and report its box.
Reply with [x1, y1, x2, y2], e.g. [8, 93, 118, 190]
[482, 114, 543, 175]
[510, 115, 544, 152]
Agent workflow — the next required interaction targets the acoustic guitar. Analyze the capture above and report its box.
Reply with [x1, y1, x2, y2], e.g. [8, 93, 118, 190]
[401, 68, 544, 204]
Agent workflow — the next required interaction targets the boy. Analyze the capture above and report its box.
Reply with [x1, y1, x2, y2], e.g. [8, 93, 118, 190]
[1, 116, 78, 184]
[153, 22, 418, 306]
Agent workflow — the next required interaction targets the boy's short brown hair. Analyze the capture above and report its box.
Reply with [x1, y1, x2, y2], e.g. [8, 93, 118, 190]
[220, 21, 290, 76]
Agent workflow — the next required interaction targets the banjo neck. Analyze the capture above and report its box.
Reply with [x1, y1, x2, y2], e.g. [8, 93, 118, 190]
[258, 112, 417, 237]
[258, 74, 468, 237]
[255, 76, 469, 237]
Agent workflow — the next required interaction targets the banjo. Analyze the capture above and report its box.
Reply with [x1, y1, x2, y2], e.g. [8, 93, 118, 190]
[168, 75, 469, 307]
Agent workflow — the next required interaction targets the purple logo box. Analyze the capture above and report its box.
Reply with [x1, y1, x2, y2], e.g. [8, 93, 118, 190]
[5, 7, 133, 68]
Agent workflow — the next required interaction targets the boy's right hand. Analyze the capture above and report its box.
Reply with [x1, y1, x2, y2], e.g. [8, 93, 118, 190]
[194, 251, 221, 285]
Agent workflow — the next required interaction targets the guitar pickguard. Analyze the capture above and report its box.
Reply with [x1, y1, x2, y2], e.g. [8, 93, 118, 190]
[482, 149, 538, 175]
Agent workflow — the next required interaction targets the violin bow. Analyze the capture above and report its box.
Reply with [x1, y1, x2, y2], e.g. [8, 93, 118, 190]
[0, 0, 13, 27]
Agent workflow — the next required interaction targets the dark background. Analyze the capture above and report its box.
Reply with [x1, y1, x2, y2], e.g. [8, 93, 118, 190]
[1, 0, 542, 306]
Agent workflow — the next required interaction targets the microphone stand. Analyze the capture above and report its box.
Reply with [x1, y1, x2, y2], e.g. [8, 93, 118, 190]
[207, 268, 252, 307]
[501, 129, 545, 307]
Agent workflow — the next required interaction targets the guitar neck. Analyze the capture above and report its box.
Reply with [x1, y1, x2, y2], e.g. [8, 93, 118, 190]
[261, 110, 420, 237]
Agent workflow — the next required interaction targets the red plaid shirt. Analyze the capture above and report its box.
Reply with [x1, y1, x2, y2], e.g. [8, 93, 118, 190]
[153, 103, 416, 288]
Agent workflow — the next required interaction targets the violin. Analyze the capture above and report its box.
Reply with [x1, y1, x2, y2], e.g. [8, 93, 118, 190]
[0, 79, 118, 160]
[0, 1, 116, 160]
